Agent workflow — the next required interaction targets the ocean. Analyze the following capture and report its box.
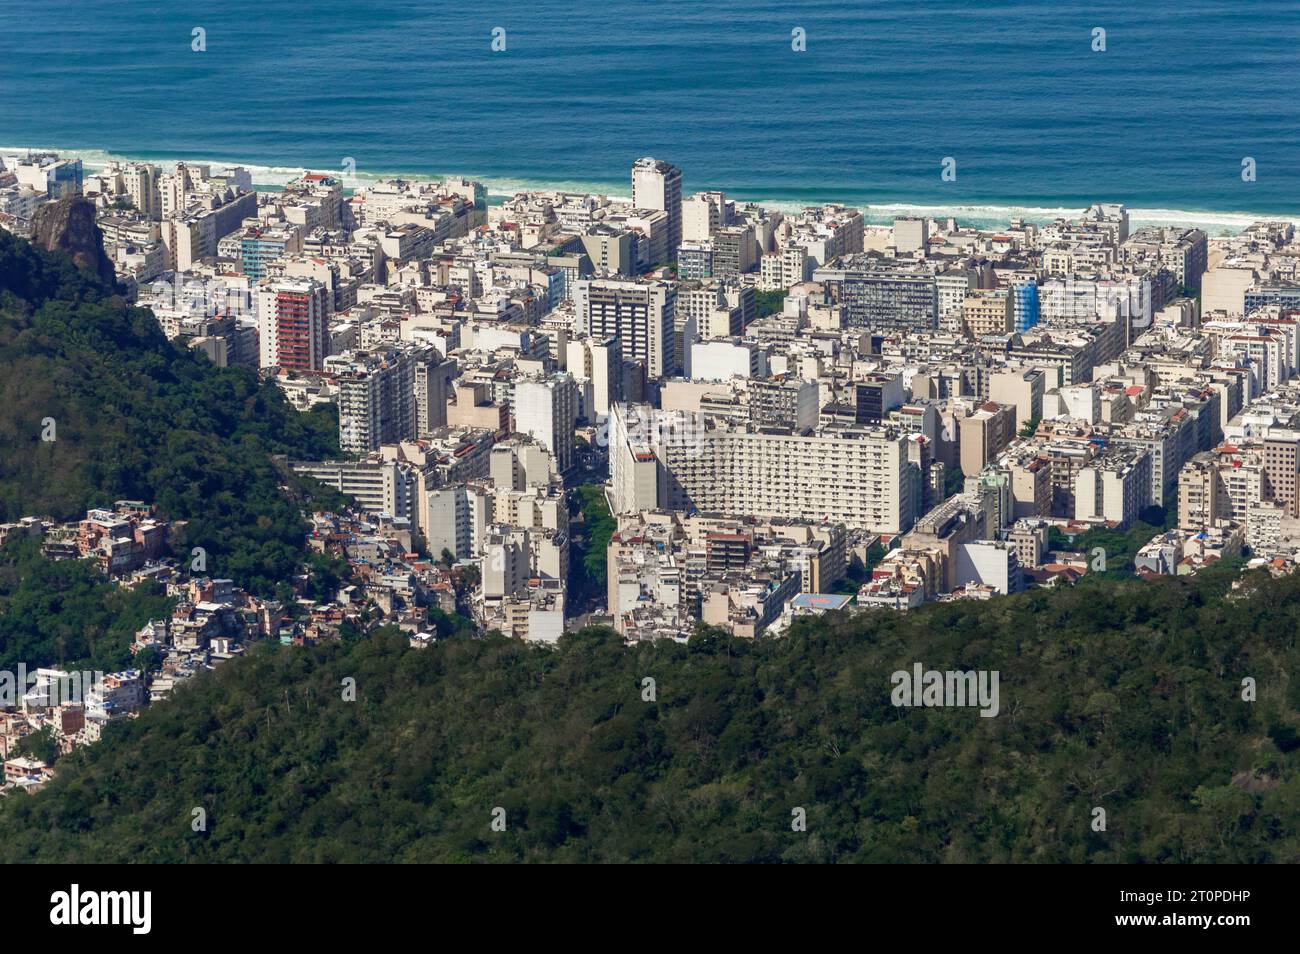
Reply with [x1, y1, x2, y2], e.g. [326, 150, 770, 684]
[2, 0, 1298, 234]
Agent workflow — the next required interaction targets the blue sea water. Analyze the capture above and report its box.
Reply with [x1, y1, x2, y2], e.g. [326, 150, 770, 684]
[1, 0, 1298, 231]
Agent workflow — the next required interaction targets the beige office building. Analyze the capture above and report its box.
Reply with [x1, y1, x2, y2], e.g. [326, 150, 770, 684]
[960, 289, 1013, 339]
[609, 404, 918, 535]
[989, 368, 1046, 431]
[959, 402, 1016, 478]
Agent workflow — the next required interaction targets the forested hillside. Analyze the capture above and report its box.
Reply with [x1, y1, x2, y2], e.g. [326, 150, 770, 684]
[0, 228, 339, 598]
[2, 566, 1296, 863]
[0, 534, 172, 673]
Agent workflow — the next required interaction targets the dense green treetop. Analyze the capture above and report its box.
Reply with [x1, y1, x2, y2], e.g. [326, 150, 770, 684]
[1, 566, 1295, 863]
[0, 229, 339, 597]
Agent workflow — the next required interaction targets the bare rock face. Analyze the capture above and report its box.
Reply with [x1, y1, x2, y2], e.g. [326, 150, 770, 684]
[31, 195, 116, 286]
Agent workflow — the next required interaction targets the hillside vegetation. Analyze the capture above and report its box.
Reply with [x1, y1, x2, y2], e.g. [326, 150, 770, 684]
[1, 566, 1296, 863]
[0, 534, 172, 673]
[0, 229, 339, 599]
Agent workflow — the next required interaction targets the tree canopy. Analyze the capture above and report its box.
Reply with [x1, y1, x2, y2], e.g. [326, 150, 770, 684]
[0, 229, 339, 597]
[1, 566, 1295, 863]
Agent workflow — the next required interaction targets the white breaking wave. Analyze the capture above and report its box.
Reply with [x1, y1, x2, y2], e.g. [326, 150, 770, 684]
[852, 202, 1280, 234]
[5, 144, 1294, 237]
[1, 144, 406, 190]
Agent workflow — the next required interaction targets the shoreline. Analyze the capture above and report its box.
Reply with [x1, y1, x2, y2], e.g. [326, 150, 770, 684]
[7, 143, 1295, 237]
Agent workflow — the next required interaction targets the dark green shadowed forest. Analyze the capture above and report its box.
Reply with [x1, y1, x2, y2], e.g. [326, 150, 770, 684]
[0, 228, 341, 603]
[1, 565, 1296, 863]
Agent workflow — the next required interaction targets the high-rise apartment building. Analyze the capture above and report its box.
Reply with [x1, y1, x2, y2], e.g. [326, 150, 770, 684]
[565, 336, 622, 420]
[122, 162, 160, 219]
[681, 191, 732, 243]
[256, 278, 330, 371]
[893, 217, 928, 254]
[573, 278, 677, 378]
[711, 225, 758, 278]
[609, 404, 919, 535]
[1123, 226, 1209, 292]
[814, 257, 939, 332]
[514, 374, 579, 475]
[989, 369, 1045, 431]
[290, 459, 418, 525]
[1013, 280, 1041, 332]
[1263, 433, 1300, 517]
[936, 268, 977, 321]
[960, 289, 1013, 339]
[959, 402, 1017, 478]
[631, 157, 682, 261]
[236, 226, 302, 281]
[748, 378, 820, 431]
[1075, 446, 1153, 528]
[413, 350, 454, 437]
[325, 345, 439, 454]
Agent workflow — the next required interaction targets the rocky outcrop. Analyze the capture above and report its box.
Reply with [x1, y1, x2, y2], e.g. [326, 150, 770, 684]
[30, 195, 116, 286]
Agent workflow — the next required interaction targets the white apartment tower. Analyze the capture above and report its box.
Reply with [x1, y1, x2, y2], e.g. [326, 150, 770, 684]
[414, 350, 454, 436]
[255, 277, 330, 371]
[565, 336, 622, 420]
[123, 162, 161, 219]
[573, 278, 677, 378]
[514, 374, 579, 475]
[894, 217, 929, 254]
[681, 191, 732, 244]
[631, 157, 683, 261]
